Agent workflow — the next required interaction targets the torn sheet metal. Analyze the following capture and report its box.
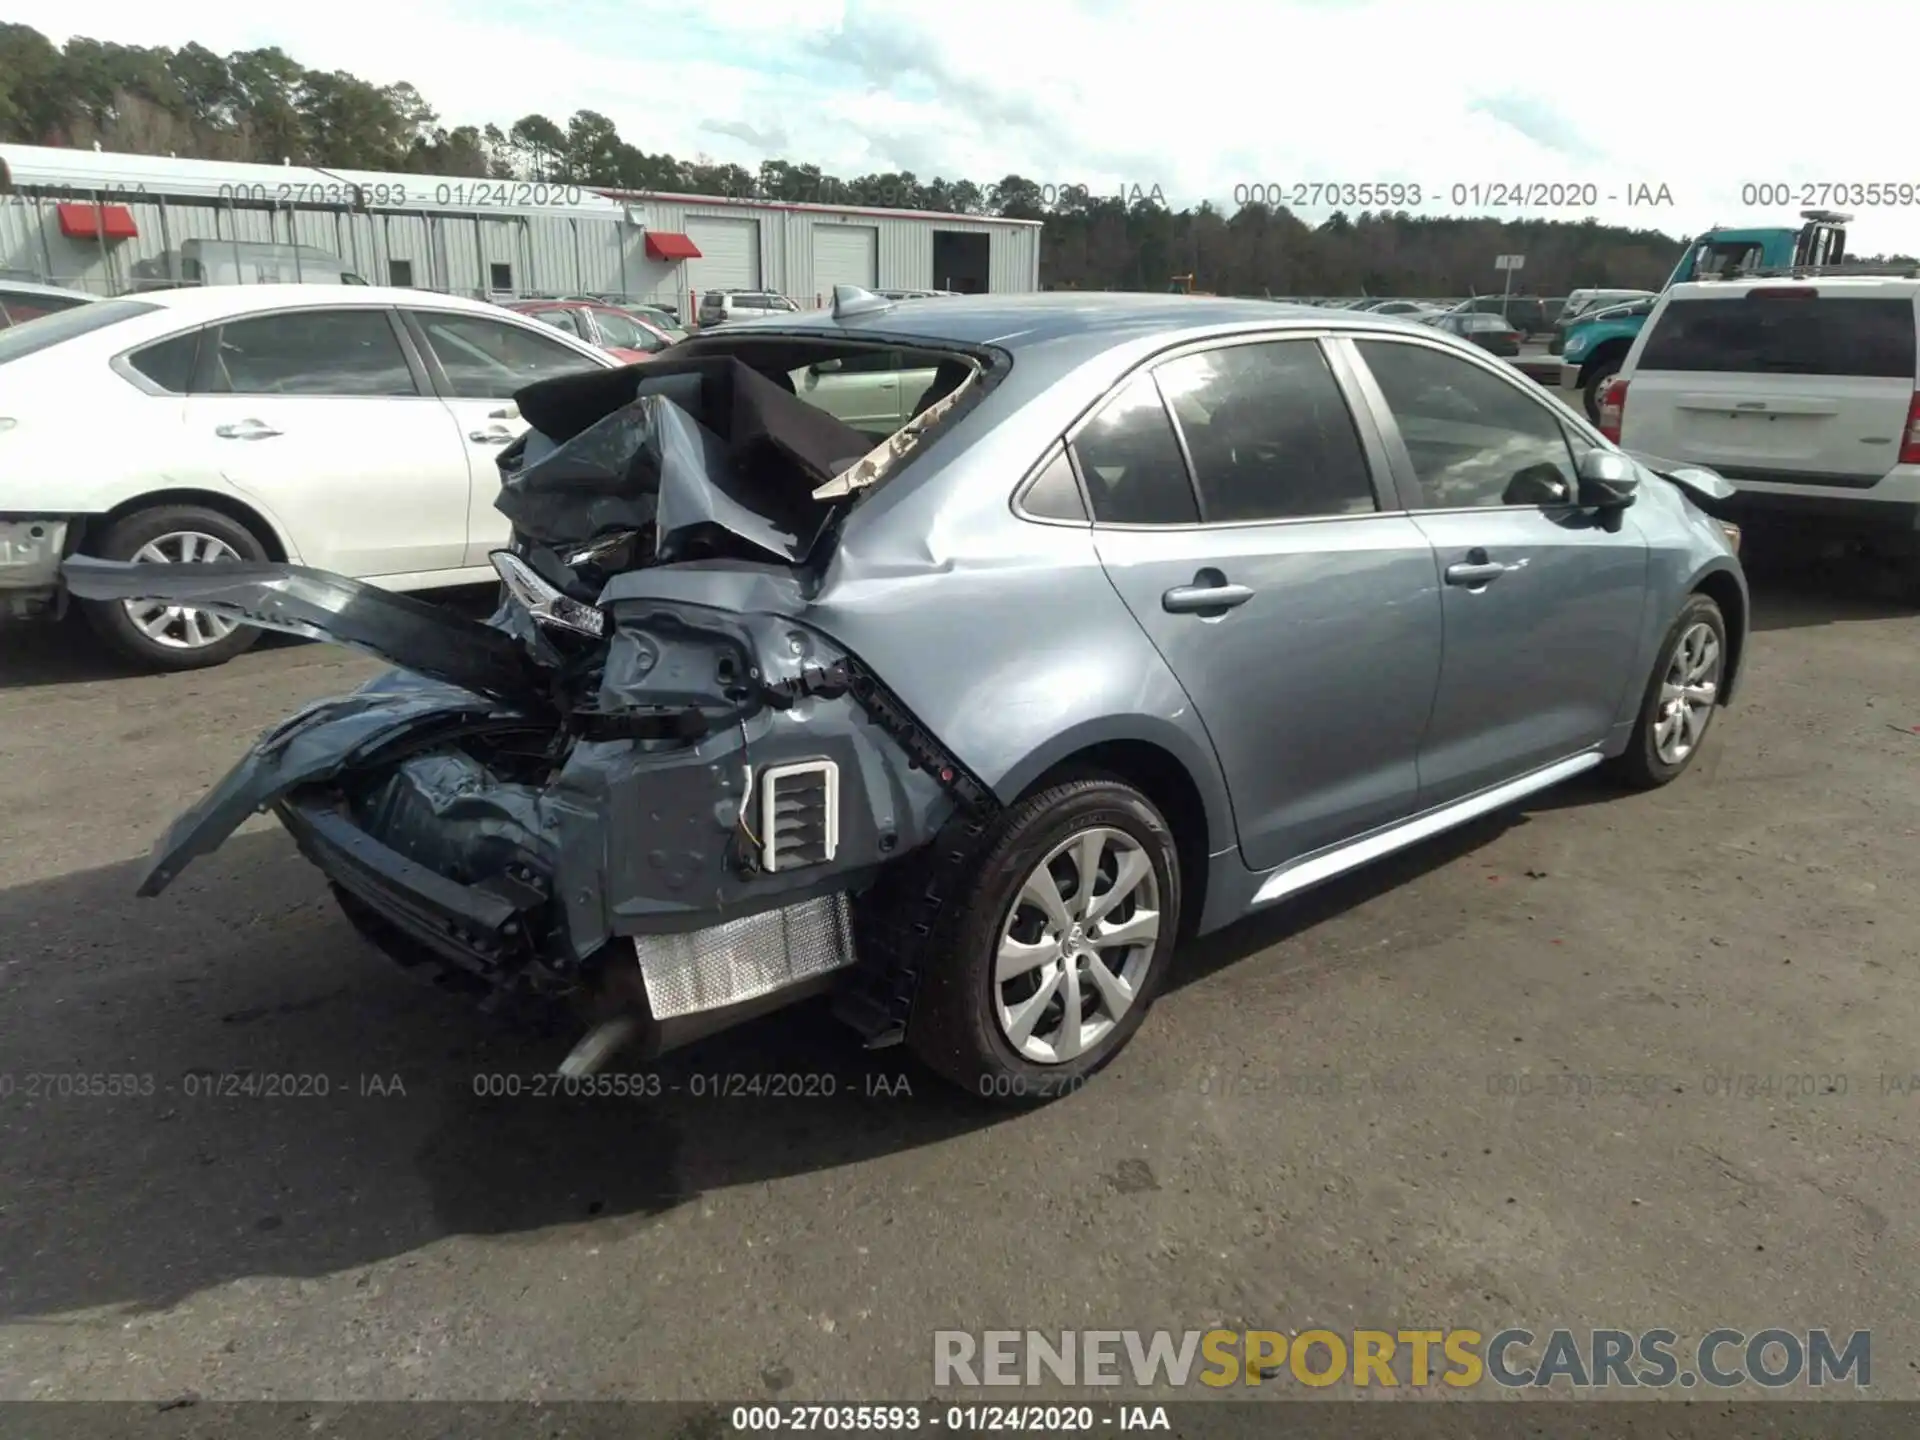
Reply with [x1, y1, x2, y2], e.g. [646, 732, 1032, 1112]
[61, 558, 551, 710]
[128, 674, 510, 897]
[497, 358, 863, 566]
[811, 359, 981, 499]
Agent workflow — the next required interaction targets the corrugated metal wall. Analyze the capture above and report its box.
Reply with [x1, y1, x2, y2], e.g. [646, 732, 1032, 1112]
[2, 191, 1043, 303]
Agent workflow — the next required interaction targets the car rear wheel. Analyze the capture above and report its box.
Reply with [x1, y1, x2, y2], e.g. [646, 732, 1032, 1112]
[79, 504, 268, 671]
[1607, 593, 1727, 790]
[907, 779, 1181, 1103]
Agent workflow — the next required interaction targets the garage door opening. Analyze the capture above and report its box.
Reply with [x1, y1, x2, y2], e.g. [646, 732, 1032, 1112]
[932, 231, 990, 294]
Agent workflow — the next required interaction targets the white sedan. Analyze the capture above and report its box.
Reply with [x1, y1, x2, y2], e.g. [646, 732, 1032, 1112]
[0, 285, 619, 669]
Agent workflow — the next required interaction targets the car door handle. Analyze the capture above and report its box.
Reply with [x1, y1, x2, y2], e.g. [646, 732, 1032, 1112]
[1162, 582, 1255, 613]
[468, 426, 516, 444]
[1445, 553, 1529, 587]
[214, 419, 282, 440]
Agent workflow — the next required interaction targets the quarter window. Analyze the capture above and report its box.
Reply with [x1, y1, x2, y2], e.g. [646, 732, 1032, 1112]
[1020, 447, 1089, 522]
[126, 331, 200, 393]
[203, 309, 416, 397]
[1153, 340, 1377, 522]
[1071, 372, 1200, 525]
[1355, 339, 1578, 509]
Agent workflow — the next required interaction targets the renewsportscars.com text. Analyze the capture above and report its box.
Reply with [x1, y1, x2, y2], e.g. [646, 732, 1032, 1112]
[933, 1327, 1870, 1390]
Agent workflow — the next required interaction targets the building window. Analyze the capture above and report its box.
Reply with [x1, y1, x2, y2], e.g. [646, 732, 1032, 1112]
[490, 262, 513, 292]
[387, 259, 414, 287]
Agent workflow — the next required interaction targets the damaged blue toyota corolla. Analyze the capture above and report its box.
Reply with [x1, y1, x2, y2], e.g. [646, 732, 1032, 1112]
[64, 288, 1750, 1100]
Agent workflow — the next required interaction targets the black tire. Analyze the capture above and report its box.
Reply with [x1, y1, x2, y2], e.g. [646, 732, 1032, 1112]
[1606, 593, 1728, 790]
[78, 504, 268, 671]
[1582, 358, 1621, 422]
[906, 779, 1181, 1104]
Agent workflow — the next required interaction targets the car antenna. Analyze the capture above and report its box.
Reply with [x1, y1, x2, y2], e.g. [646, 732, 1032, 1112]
[832, 284, 895, 321]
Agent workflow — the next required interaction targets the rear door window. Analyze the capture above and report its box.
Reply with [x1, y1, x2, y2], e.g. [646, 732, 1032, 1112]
[1071, 372, 1201, 525]
[202, 309, 417, 397]
[1638, 295, 1917, 378]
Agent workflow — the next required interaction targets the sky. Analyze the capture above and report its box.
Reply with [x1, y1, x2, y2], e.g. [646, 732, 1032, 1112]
[13, 0, 1920, 252]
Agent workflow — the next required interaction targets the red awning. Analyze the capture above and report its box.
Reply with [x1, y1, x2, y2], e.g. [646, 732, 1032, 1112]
[644, 231, 702, 262]
[55, 202, 139, 241]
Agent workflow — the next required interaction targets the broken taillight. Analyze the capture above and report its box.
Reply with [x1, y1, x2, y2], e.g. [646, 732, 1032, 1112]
[1899, 393, 1920, 466]
[489, 550, 606, 638]
[1597, 377, 1628, 444]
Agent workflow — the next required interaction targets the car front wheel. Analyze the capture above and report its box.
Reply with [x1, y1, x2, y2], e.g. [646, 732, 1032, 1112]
[78, 503, 268, 671]
[1607, 593, 1728, 790]
[907, 779, 1181, 1102]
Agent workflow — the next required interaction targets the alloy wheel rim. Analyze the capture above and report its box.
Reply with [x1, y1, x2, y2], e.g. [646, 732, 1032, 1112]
[994, 826, 1161, 1065]
[1654, 621, 1721, 765]
[120, 530, 242, 650]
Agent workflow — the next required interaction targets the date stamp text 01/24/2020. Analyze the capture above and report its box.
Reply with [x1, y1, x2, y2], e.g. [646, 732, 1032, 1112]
[1230, 181, 1677, 210]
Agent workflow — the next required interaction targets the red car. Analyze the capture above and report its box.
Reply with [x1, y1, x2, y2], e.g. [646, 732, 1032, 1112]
[506, 299, 676, 363]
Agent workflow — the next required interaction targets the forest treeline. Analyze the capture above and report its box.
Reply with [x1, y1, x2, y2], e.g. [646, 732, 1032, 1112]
[2, 24, 1847, 296]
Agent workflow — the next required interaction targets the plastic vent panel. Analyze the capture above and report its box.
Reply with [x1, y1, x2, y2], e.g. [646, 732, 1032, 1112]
[759, 759, 839, 873]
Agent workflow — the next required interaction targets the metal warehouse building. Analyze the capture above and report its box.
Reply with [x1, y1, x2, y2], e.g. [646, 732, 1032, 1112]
[0, 143, 1041, 313]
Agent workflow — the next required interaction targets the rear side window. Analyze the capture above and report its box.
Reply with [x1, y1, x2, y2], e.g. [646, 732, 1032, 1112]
[1071, 373, 1200, 525]
[1153, 340, 1377, 522]
[126, 331, 200, 393]
[0, 298, 158, 366]
[1020, 447, 1089, 522]
[1639, 295, 1917, 378]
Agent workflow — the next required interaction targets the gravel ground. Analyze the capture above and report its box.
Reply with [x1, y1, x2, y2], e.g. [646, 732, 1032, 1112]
[1, 563, 1916, 1406]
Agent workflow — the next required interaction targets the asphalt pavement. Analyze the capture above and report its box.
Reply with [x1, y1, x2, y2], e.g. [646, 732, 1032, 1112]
[2, 561, 1918, 1403]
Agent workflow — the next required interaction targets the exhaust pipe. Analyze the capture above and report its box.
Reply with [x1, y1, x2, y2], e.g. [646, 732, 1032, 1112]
[557, 1014, 641, 1079]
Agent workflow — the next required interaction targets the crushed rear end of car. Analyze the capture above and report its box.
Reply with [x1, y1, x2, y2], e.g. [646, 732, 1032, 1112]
[64, 344, 999, 1072]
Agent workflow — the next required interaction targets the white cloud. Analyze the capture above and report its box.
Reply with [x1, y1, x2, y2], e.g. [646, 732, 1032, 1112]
[11, 0, 1920, 251]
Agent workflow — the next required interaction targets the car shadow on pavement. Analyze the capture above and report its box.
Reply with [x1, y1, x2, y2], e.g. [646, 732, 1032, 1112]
[1745, 554, 1918, 633]
[0, 831, 995, 1320]
[1166, 803, 1546, 997]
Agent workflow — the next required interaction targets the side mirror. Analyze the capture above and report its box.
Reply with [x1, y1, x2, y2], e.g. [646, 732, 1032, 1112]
[1576, 449, 1640, 509]
[811, 357, 844, 375]
[1502, 463, 1574, 507]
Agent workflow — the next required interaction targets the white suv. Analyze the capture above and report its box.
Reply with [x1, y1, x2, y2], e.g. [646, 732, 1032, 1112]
[1607, 273, 1920, 563]
[696, 290, 801, 327]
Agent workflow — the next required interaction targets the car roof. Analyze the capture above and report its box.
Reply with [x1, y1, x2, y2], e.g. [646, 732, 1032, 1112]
[714, 291, 1416, 352]
[120, 284, 522, 320]
[1668, 275, 1920, 300]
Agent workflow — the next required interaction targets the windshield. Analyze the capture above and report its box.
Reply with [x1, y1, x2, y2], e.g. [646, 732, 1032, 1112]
[0, 298, 160, 366]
